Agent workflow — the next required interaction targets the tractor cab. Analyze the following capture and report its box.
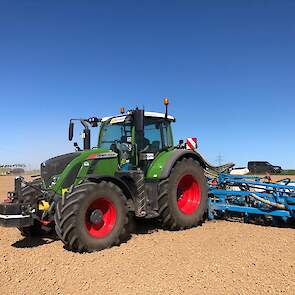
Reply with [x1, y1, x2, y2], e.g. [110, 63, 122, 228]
[67, 98, 176, 173]
[98, 110, 175, 171]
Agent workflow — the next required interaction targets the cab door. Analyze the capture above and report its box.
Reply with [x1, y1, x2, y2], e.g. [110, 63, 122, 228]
[137, 119, 172, 170]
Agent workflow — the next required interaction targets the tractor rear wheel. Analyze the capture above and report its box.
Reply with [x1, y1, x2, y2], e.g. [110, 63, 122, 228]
[54, 181, 129, 252]
[158, 158, 208, 230]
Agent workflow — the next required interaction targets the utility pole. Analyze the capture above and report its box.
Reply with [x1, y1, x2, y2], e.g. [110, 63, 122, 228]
[216, 153, 224, 166]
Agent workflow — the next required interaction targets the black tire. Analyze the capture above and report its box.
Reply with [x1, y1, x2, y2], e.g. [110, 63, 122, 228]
[54, 181, 129, 252]
[15, 180, 47, 237]
[158, 158, 208, 230]
[18, 179, 42, 203]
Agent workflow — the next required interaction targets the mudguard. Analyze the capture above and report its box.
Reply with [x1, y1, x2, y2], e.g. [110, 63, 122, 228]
[160, 150, 206, 179]
[160, 149, 235, 179]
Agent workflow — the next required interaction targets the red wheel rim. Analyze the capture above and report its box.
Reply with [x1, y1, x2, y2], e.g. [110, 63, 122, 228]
[177, 174, 201, 215]
[85, 198, 117, 238]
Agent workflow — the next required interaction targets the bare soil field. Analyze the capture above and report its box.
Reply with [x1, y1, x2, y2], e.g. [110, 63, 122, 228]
[0, 175, 295, 295]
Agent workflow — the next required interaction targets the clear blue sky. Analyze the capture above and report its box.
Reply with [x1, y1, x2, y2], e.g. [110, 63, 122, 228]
[0, 0, 294, 169]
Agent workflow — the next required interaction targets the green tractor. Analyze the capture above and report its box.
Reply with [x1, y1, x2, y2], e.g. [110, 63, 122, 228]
[0, 99, 231, 252]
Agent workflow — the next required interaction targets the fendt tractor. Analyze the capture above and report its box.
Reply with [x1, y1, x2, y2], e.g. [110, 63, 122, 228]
[0, 99, 230, 252]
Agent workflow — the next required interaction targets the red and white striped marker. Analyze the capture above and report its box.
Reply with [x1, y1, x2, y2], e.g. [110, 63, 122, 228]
[186, 137, 197, 150]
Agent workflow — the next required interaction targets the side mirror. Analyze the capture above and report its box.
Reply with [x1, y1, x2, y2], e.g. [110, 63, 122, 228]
[69, 122, 74, 141]
[179, 139, 183, 145]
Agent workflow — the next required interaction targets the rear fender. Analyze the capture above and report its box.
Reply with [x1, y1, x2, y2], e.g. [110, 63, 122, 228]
[160, 150, 206, 179]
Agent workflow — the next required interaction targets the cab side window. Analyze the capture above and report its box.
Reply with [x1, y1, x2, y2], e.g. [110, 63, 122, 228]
[143, 120, 172, 153]
[162, 122, 172, 147]
[144, 121, 161, 152]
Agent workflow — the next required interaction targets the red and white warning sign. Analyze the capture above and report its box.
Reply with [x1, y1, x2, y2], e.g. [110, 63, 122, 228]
[186, 137, 197, 150]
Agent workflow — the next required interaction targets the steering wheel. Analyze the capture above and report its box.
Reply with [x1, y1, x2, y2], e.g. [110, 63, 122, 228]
[114, 141, 131, 164]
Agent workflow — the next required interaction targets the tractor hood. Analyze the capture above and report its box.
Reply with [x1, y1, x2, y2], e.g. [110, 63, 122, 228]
[40, 149, 119, 188]
[41, 152, 81, 186]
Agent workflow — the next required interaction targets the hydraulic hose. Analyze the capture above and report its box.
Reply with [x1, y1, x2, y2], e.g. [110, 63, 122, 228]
[250, 193, 286, 210]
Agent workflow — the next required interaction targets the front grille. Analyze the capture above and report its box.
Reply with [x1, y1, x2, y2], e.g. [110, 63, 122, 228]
[41, 152, 81, 186]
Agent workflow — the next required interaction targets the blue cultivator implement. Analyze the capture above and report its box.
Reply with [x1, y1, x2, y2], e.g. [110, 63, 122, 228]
[207, 174, 295, 225]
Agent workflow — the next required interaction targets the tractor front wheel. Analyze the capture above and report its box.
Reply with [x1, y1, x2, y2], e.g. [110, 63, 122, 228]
[158, 158, 208, 230]
[54, 181, 129, 252]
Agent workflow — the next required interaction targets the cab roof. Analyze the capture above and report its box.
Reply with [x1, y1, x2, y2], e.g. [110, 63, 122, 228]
[101, 111, 175, 123]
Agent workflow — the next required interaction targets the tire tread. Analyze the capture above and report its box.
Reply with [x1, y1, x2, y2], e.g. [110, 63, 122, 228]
[54, 181, 129, 252]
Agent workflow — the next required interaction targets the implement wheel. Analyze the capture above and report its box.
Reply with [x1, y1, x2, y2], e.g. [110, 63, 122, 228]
[158, 158, 208, 230]
[54, 181, 129, 252]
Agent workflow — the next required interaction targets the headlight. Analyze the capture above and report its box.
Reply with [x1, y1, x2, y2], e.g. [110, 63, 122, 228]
[50, 175, 60, 187]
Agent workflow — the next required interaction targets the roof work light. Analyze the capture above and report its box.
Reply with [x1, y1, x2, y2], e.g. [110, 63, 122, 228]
[164, 97, 169, 119]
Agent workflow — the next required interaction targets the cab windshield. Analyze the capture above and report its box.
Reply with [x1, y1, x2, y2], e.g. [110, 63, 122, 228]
[98, 118, 173, 153]
[98, 122, 132, 150]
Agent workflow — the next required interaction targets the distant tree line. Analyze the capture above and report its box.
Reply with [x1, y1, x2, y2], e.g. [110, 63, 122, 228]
[0, 164, 26, 175]
[0, 164, 26, 168]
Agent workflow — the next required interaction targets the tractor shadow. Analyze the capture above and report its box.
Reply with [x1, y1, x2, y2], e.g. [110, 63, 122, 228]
[11, 234, 58, 249]
[10, 219, 159, 251]
[129, 214, 207, 236]
[130, 218, 162, 235]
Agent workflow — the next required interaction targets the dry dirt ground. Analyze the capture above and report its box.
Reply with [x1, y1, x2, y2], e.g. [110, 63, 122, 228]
[0, 175, 295, 295]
